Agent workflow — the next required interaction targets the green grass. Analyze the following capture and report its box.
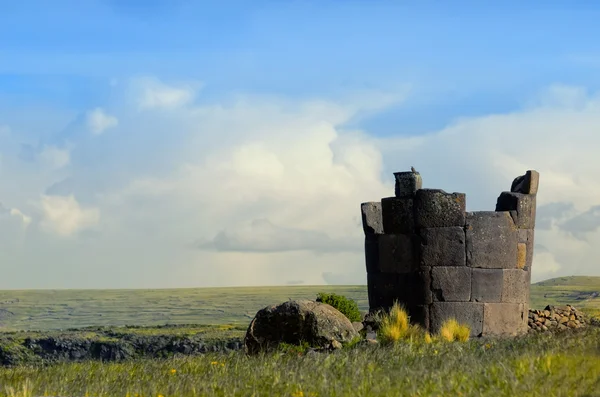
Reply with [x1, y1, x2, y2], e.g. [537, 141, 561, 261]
[530, 276, 600, 314]
[0, 276, 599, 331]
[0, 324, 247, 344]
[0, 286, 368, 331]
[1, 328, 599, 397]
[0, 277, 600, 396]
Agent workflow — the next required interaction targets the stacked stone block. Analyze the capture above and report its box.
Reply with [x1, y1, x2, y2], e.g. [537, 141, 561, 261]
[362, 170, 539, 337]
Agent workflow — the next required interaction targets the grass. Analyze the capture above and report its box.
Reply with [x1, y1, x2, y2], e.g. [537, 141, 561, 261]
[376, 303, 470, 345]
[439, 319, 470, 342]
[1, 277, 599, 331]
[530, 276, 600, 312]
[0, 277, 600, 395]
[0, 286, 368, 331]
[0, 327, 599, 396]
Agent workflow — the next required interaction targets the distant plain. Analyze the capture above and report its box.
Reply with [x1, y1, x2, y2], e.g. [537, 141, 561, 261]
[0, 277, 599, 331]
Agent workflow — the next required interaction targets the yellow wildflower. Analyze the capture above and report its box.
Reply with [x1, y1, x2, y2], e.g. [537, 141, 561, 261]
[170, 369, 177, 374]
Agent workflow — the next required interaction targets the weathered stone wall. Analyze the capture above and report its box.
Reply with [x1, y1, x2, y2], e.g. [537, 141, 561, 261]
[361, 170, 539, 337]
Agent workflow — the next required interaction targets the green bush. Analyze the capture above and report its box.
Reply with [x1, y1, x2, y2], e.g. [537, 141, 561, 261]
[316, 292, 362, 323]
[278, 341, 311, 355]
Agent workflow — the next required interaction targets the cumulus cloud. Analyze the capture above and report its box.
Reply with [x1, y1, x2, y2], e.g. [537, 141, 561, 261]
[199, 218, 359, 253]
[132, 76, 200, 110]
[86, 107, 118, 135]
[39, 195, 100, 237]
[39, 145, 71, 169]
[536, 202, 576, 230]
[373, 85, 600, 281]
[9, 208, 32, 227]
[559, 205, 600, 240]
[2, 79, 600, 288]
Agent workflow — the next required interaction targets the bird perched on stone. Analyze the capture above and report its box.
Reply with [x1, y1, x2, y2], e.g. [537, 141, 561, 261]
[411, 166, 417, 173]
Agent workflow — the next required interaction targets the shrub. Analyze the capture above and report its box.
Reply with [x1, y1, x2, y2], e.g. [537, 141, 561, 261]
[278, 341, 311, 355]
[343, 335, 364, 350]
[439, 318, 470, 342]
[316, 293, 362, 323]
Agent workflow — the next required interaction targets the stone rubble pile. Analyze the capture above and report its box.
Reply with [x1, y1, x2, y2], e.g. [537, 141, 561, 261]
[527, 304, 586, 332]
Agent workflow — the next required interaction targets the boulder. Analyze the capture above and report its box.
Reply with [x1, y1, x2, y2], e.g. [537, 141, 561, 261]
[244, 300, 359, 354]
[352, 321, 364, 333]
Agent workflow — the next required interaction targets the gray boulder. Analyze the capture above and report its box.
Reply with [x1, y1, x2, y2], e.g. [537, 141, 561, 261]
[244, 300, 359, 354]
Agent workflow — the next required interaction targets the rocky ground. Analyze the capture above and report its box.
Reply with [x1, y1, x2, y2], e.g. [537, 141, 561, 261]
[0, 324, 245, 366]
[2, 302, 598, 367]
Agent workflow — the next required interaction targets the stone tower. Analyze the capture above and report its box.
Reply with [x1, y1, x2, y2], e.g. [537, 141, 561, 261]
[361, 170, 539, 337]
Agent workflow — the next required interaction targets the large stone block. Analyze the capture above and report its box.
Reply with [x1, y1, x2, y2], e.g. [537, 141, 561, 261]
[414, 189, 466, 229]
[516, 243, 526, 270]
[502, 269, 529, 303]
[430, 302, 484, 337]
[466, 211, 518, 269]
[361, 202, 384, 235]
[381, 197, 414, 234]
[394, 171, 423, 198]
[367, 270, 431, 311]
[511, 170, 540, 195]
[402, 268, 433, 305]
[419, 226, 466, 267]
[405, 304, 430, 330]
[524, 269, 531, 307]
[517, 229, 535, 270]
[364, 234, 380, 273]
[431, 266, 472, 302]
[471, 268, 503, 302]
[377, 234, 415, 274]
[367, 273, 400, 311]
[521, 301, 529, 327]
[482, 303, 528, 336]
[495, 192, 537, 229]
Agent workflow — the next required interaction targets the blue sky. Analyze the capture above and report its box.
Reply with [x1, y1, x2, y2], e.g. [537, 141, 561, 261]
[1, 1, 600, 288]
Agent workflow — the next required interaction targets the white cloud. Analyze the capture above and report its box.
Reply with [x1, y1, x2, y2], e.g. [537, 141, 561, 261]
[2, 80, 600, 288]
[9, 208, 32, 227]
[39, 145, 71, 169]
[86, 107, 119, 135]
[133, 77, 200, 110]
[39, 195, 100, 237]
[199, 218, 359, 253]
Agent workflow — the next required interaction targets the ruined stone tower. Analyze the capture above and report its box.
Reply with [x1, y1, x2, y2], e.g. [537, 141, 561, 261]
[361, 170, 539, 337]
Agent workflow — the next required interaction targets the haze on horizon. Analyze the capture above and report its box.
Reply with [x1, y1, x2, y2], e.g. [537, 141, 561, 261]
[1, 1, 600, 289]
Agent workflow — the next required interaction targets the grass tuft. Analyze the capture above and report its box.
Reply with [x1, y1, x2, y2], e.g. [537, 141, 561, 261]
[439, 318, 470, 342]
[377, 302, 410, 344]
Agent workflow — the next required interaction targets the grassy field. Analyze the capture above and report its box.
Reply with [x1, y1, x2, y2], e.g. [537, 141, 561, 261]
[1, 277, 600, 331]
[0, 277, 599, 396]
[0, 286, 368, 331]
[1, 327, 599, 397]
